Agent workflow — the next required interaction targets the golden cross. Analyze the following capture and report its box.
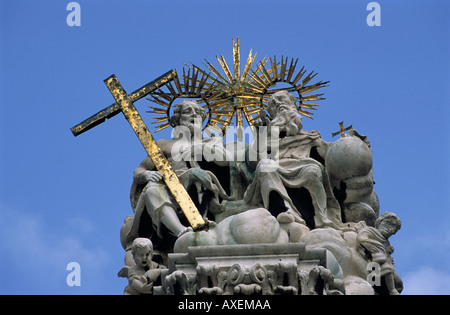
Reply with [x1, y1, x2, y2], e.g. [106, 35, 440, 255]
[332, 121, 353, 138]
[71, 70, 176, 136]
[71, 72, 206, 230]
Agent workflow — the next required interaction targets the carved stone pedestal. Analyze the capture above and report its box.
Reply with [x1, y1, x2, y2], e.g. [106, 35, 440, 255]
[158, 243, 345, 295]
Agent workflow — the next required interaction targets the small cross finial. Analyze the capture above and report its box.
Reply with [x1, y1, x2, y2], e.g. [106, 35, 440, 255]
[332, 121, 353, 138]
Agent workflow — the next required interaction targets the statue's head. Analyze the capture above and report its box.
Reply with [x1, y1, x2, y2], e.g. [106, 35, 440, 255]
[375, 212, 402, 239]
[267, 91, 303, 136]
[131, 238, 153, 268]
[170, 100, 207, 133]
[267, 91, 297, 116]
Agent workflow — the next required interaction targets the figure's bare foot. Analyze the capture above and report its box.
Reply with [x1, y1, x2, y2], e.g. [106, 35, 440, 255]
[177, 227, 193, 238]
[277, 212, 295, 223]
[277, 212, 306, 225]
[315, 216, 343, 229]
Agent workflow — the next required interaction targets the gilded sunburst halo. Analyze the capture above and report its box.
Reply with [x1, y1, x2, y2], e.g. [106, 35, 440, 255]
[146, 37, 329, 138]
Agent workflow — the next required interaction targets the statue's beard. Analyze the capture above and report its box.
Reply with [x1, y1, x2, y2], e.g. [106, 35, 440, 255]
[270, 109, 303, 137]
[172, 118, 204, 142]
[181, 118, 203, 136]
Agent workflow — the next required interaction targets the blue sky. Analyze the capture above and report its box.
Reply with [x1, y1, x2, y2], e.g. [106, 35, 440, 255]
[0, 0, 448, 294]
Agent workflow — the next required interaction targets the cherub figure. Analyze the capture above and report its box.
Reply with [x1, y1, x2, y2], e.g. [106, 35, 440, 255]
[118, 238, 163, 295]
[356, 212, 402, 295]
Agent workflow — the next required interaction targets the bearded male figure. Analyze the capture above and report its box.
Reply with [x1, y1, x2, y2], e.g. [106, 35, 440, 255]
[125, 100, 231, 257]
[243, 91, 342, 229]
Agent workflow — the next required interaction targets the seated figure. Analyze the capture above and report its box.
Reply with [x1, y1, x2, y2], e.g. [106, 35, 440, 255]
[126, 100, 231, 257]
[243, 91, 342, 229]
